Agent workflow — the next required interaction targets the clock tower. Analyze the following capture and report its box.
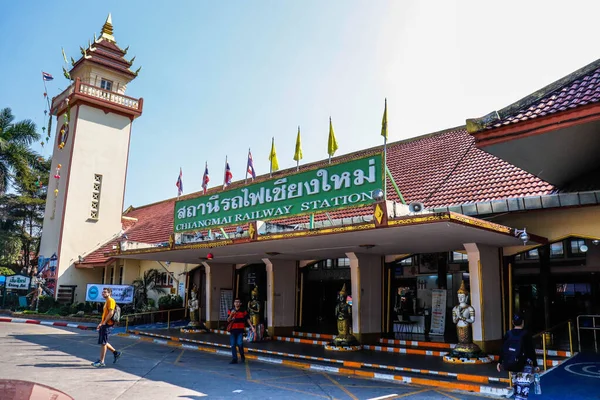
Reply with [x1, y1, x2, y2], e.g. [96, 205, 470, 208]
[38, 14, 143, 302]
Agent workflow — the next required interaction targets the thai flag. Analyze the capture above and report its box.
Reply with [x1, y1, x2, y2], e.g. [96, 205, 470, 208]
[42, 72, 54, 81]
[247, 150, 256, 180]
[176, 168, 183, 197]
[202, 164, 210, 194]
[224, 161, 233, 188]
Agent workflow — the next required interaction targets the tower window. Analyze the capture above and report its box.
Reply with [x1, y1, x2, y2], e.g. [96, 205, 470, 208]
[100, 79, 113, 91]
[89, 174, 102, 220]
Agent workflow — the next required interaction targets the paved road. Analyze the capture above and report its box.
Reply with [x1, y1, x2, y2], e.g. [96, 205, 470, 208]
[0, 322, 498, 400]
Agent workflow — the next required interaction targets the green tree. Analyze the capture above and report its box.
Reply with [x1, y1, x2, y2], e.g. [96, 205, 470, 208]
[0, 107, 41, 194]
[10, 157, 50, 271]
[0, 266, 15, 276]
[132, 269, 167, 310]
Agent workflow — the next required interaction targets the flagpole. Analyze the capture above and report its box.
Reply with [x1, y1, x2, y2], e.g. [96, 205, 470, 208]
[245, 148, 250, 184]
[203, 161, 208, 194]
[223, 155, 228, 190]
[42, 72, 52, 119]
[384, 135, 388, 200]
[383, 98, 388, 200]
[269, 137, 273, 178]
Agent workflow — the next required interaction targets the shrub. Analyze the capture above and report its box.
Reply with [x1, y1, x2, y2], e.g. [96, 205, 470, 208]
[45, 307, 61, 315]
[69, 302, 79, 314]
[84, 301, 94, 313]
[59, 305, 70, 316]
[158, 294, 183, 310]
[38, 296, 58, 313]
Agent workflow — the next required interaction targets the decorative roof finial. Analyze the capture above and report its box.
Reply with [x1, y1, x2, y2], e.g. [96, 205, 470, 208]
[100, 13, 116, 43]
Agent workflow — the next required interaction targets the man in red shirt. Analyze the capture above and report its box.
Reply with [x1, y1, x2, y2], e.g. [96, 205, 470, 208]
[227, 298, 255, 364]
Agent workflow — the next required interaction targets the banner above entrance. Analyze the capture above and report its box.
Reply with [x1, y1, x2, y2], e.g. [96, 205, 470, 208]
[174, 154, 383, 233]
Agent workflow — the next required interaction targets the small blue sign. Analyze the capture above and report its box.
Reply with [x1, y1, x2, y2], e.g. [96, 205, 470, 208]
[88, 285, 99, 300]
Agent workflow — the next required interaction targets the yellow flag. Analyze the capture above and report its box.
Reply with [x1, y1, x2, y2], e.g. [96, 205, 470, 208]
[293, 126, 303, 162]
[328, 117, 338, 157]
[269, 137, 279, 172]
[381, 98, 388, 140]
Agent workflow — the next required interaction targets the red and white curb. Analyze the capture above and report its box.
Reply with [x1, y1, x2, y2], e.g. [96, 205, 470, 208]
[118, 332, 512, 397]
[0, 317, 94, 331]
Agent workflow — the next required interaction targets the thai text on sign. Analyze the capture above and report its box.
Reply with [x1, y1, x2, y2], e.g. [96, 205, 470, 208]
[174, 154, 383, 233]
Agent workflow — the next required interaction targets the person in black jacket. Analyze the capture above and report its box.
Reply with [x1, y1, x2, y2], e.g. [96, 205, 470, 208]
[497, 314, 540, 400]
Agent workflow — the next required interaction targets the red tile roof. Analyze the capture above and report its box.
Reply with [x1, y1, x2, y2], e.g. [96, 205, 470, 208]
[467, 58, 600, 132]
[80, 127, 555, 265]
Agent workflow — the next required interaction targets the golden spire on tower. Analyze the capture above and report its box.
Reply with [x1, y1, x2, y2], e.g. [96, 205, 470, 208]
[100, 13, 116, 43]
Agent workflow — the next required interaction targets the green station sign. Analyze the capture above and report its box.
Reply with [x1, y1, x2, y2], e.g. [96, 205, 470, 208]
[174, 154, 383, 233]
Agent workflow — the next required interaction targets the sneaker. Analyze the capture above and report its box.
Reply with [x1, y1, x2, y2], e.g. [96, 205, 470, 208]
[92, 360, 106, 368]
[229, 359, 238, 364]
[113, 351, 122, 364]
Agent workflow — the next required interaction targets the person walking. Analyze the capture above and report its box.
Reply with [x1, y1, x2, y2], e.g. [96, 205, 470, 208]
[497, 314, 539, 399]
[226, 298, 255, 364]
[92, 288, 122, 367]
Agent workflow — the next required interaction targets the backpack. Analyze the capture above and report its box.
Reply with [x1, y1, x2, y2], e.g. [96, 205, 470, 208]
[501, 330, 525, 372]
[111, 304, 121, 325]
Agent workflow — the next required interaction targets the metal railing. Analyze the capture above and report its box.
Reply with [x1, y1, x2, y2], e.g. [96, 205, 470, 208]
[124, 308, 186, 332]
[577, 314, 599, 353]
[533, 319, 574, 371]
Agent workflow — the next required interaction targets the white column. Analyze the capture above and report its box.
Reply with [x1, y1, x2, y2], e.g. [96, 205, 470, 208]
[346, 252, 382, 342]
[202, 261, 233, 327]
[463, 243, 503, 346]
[263, 258, 297, 336]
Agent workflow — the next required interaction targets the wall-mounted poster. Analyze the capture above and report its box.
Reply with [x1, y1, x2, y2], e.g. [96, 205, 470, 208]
[429, 289, 447, 336]
[86, 284, 134, 303]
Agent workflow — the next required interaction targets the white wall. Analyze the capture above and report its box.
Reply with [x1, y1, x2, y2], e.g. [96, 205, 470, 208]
[464, 243, 503, 342]
[265, 259, 296, 329]
[347, 252, 382, 335]
[45, 104, 132, 297]
[204, 262, 233, 323]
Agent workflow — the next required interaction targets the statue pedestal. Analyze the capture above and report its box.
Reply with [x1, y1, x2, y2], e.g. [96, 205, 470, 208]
[324, 343, 362, 352]
[324, 335, 362, 352]
[443, 344, 493, 364]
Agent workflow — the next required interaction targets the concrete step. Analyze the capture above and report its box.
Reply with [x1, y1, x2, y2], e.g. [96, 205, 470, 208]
[120, 330, 513, 397]
[129, 328, 513, 389]
[379, 338, 573, 359]
[292, 331, 335, 340]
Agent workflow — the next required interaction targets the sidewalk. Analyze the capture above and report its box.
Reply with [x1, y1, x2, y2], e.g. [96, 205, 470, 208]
[0, 315, 96, 331]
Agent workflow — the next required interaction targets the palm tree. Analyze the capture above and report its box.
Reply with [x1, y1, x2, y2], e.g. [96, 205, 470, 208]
[0, 108, 40, 194]
[132, 269, 167, 310]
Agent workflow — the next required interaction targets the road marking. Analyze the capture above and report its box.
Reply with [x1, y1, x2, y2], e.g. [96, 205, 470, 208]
[322, 372, 359, 400]
[175, 349, 185, 364]
[434, 389, 462, 400]
[245, 359, 252, 381]
[389, 388, 431, 398]
[367, 394, 399, 400]
[250, 380, 335, 399]
[120, 341, 141, 351]
[564, 362, 600, 379]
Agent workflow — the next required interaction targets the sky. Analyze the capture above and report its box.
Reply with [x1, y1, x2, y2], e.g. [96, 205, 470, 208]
[1, 1, 600, 208]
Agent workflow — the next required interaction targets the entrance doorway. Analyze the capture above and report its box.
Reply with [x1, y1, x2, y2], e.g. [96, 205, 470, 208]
[300, 258, 350, 334]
